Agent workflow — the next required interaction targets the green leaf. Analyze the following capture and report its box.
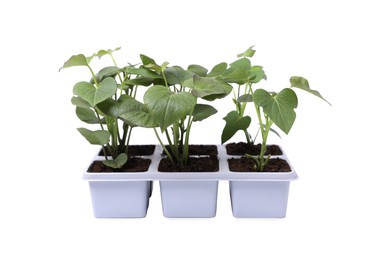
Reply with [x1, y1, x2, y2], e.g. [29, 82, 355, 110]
[77, 128, 110, 145]
[124, 77, 155, 87]
[237, 94, 253, 103]
[95, 47, 121, 58]
[187, 64, 208, 77]
[139, 54, 165, 73]
[144, 85, 196, 131]
[207, 62, 227, 77]
[237, 45, 256, 58]
[188, 75, 232, 101]
[97, 98, 127, 118]
[73, 77, 117, 107]
[221, 58, 252, 84]
[250, 66, 267, 83]
[290, 76, 331, 105]
[193, 104, 217, 122]
[119, 98, 158, 128]
[270, 127, 282, 139]
[59, 54, 93, 71]
[164, 66, 194, 85]
[76, 107, 100, 124]
[97, 95, 157, 128]
[253, 88, 298, 134]
[140, 54, 156, 66]
[221, 111, 251, 144]
[71, 96, 91, 108]
[103, 153, 128, 169]
[124, 67, 161, 78]
[91, 66, 121, 84]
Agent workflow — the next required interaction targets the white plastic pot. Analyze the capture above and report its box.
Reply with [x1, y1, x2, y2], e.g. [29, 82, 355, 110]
[229, 181, 290, 218]
[88, 181, 151, 218]
[83, 152, 153, 218]
[160, 181, 218, 218]
[83, 145, 298, 218]
[225, 145, 297, 218]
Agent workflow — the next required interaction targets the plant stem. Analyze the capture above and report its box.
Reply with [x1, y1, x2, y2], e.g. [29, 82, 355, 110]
[171, 122, 182, 166]
[244, 130, 252, 144]
[254, 104, 268, 171]
[162, 70, 169, 88]
[87, 65, 99, 87]
[183, 116, 193, 165]
[125, 126, 133, 155]
[154, 128, 174, 164]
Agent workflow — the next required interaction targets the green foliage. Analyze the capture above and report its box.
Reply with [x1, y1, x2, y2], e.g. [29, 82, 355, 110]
[60, 47, 160, 169]
[77, 128, 110, 145]
[221, 111, 251, 144]
[253, 88, 298, 134]
[62, 46, 330, 172]
[103, 153, 128, 169]
[193, 104, 217, 122]
[219, 46, 330, 172]
[141, 58, 233, 167]
[144, 85, 197, 132]
[73, 77, 117, 107]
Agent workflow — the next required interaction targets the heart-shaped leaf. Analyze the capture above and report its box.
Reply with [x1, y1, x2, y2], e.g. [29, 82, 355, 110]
[95, 47, 121, 58]
[187, 64, 208, 77]
[59, 54, 94, 71]
[253, 88, 298, 134]
[290, 76, 331, 105]
[97, 95, 133, 118]
[73, 77, 117, 107]
[164, 66, 194, 85]
[207, 62, 228, 77]
[221, 111, 251, 144]
[221, 58, 252, 84]
[187, 75, 232, 101]
[71, 96, 91, 108]
[193, 104, 217, 122]
[77, 128, 110, 145]
[144, 85, 196, 131]
[103, 153, 128, 169]
[91, 66, 121, 83]
[76, 107, 100, 124]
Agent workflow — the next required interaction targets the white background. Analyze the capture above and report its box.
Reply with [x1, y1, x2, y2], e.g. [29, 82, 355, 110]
[1, 0, 380, 259]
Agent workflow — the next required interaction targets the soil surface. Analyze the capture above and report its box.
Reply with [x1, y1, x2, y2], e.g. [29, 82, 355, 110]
[162, 145, 218, 157]
[99, 145, 156, 156]
[88, 157, 151, 172]
[158, 157, 219, 172]
[228, 157, 291, 172]
[226, 142, 283, 156]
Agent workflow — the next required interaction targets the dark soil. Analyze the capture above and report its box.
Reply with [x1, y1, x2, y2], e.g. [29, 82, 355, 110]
[226, 142, 283, 156]
[88, 157, 151, 173]
[228, 157, 291, 172]
[158, 157, 219, 172]
[162, 145, 218, 157]
[98, 145, 156, 157]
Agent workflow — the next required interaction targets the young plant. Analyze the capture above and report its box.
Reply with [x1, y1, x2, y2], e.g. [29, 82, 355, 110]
[220, 46, 267, 144]
[139, 55, 233, 167]
[60, 48, 159, 168]
[249, 76, 331, 171]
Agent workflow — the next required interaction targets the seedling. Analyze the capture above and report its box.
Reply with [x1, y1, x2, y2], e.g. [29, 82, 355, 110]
[140, 55, 232, 167]
[60, 48, 159, 168]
